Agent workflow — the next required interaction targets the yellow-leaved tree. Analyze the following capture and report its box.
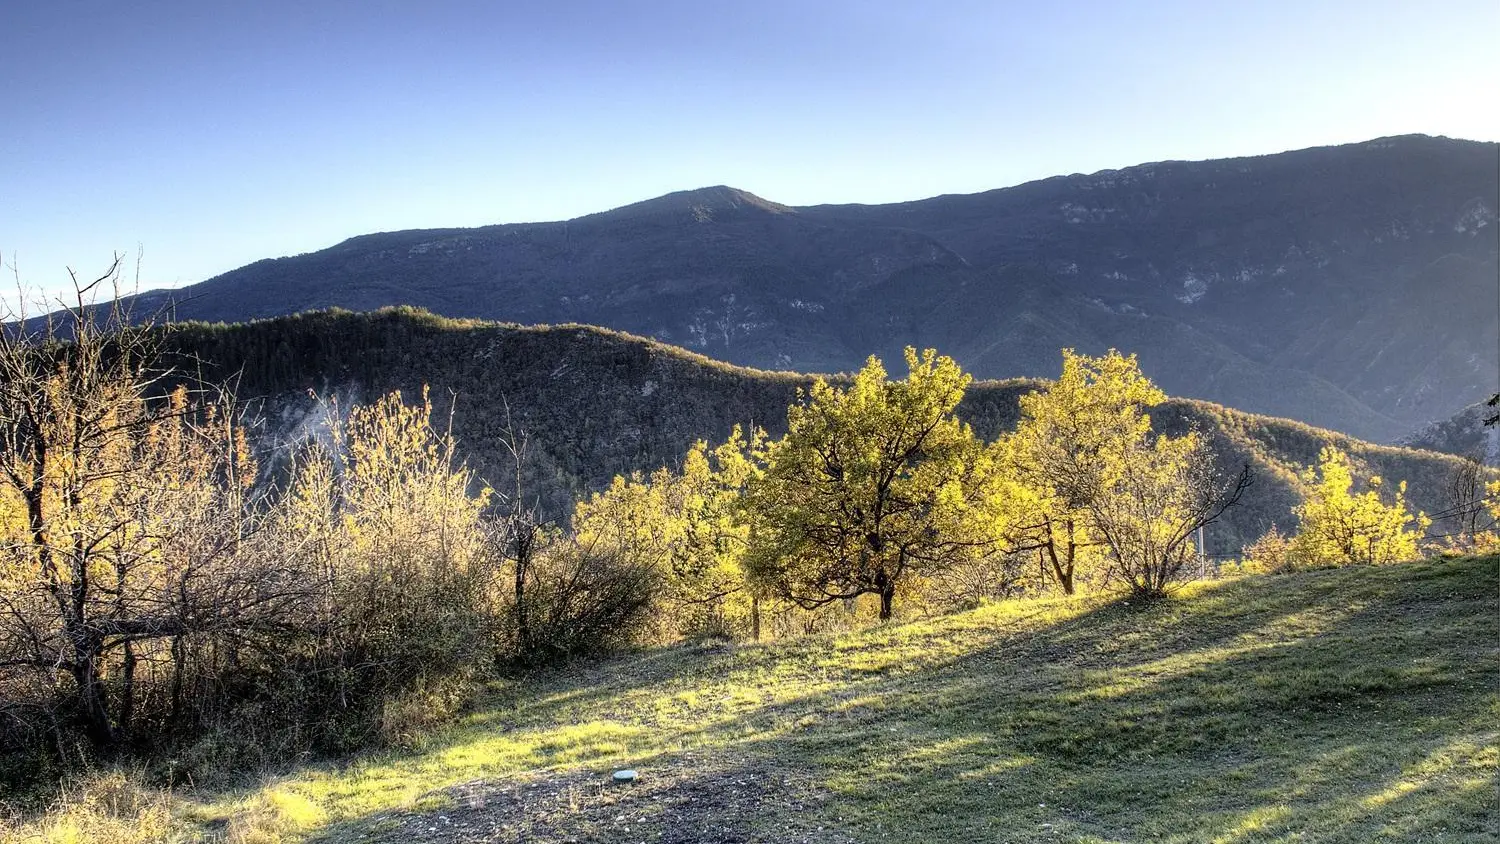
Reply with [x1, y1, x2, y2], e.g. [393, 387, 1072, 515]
[573, 427, 763, 639]
[1007, 349, 1250, 597]
[742, 348, 995, 620]
[1290, 447, 1429, 566]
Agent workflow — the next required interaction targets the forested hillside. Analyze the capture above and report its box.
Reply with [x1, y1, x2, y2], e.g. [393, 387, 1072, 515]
[164, 308, 1474, 555]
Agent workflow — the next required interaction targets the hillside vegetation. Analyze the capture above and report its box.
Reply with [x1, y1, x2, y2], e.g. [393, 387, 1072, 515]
[2, 284, 1493, 843]
[1400, 401, 1499, 464]
[164, 307, 1477, 555]
[10, 555, 1495, 843]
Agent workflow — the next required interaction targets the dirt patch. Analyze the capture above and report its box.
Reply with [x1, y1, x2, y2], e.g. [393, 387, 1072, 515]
[309, 754, 859, 843]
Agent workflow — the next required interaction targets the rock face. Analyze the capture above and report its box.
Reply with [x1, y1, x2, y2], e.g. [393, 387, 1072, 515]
[1399, 401, 1500, 464]
[137, 134, 1498, 441]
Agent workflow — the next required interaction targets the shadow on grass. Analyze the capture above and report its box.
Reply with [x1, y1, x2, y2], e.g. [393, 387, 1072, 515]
[266, 557, 1497, 844]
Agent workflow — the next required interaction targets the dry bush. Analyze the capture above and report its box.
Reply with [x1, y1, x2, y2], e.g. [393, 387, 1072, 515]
[1241, 524, 1297, 574]
[0, 260, 301, 777]
[0, 267, 506, 783]
[251, 388, 498, 751]
[510, 538, 658, 665]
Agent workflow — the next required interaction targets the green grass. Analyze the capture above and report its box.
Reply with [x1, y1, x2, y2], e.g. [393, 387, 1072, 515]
[9, 556, 1499, 843]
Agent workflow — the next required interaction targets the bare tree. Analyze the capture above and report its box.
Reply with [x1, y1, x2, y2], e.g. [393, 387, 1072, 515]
[1433, 452, 1497, 545]
[1089, 443, 1253, 598]
[0, 257, 293, 745]
[488, 400, 549, 658]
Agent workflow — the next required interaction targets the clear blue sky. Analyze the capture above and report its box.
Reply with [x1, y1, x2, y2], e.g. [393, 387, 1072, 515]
[4, 0, 1497, 306]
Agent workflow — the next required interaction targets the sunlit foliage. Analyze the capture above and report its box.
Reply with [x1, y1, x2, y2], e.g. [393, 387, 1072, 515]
[742, 349, 997, 620]
[0, 262, 273, 749]
[1290, 446, 1430, 566]
[1004, 349, 1249, 597]
[0, 273, 1452, 803]
[274, 387, 496, 747]
[572, 427, 764, 638]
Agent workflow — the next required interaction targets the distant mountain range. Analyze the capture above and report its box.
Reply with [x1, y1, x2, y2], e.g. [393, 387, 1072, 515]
[135, 134, 1498, 441]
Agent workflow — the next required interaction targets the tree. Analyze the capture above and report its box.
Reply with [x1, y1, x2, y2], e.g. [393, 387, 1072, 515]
[743, 348, 993, 620]
[991, 435, 1094, 595]
[1009, 350, 1249, 598]
[1434, 452, 1498, 547]
[573, 428, 762, 638]
[1090, 426, 1250, 595]
[0, 258, 286, 745]
[487, 402, 548, 659]
[1290, 447, 1429, 566]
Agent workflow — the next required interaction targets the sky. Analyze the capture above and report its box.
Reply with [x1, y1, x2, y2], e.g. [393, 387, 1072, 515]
[4, 0, 1498, 307]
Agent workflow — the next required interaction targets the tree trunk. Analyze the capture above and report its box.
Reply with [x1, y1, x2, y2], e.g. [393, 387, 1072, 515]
[119, 641, 137, 735]
[1057, 566, 1075, 596]
[1062, 519, 1077, 595]
[873, 566, 897, 621]
[750, 596, 761, 642]
[1043, 520, 1076, 596]
[71, 645, 115, 746]
[513, 522, 533, 654]
[169, 635, 185, 723]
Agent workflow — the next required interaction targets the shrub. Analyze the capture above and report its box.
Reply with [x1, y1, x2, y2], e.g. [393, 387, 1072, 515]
[0, 771, 173, 844]
[1242, 525, 1296, 573]
[1290, 447, 1429, 566]
[510, 539, 658, 665]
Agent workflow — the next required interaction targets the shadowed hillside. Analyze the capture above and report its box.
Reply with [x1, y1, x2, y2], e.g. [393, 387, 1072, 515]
[163, 308, 1476, 555]
[1401, 401, 1500, 464]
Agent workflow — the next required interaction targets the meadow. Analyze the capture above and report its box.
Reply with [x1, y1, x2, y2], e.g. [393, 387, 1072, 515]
[11, 554, 1495, 843]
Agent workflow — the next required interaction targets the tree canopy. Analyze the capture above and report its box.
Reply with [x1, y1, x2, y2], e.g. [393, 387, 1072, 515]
[742, 348, 995, 619]
[1291, 447, 1429, 566]
[1005, 349, 1250, 597]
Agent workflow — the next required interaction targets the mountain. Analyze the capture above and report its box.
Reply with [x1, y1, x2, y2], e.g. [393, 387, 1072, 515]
[161, 308, 1478, 555]
[138, 134, 1499, 442]
[1399, 400, 1500, 463]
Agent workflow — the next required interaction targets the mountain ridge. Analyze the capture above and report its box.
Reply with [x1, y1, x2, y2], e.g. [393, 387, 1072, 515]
[101, 134, 1500, 442]
[159, 307, 1478, 554]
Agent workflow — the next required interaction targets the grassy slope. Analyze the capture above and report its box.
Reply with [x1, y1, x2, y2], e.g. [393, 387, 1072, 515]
[31, 556, 1489, 844]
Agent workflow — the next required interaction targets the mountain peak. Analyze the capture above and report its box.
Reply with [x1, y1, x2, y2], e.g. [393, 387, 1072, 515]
[587, 186, 794, 222]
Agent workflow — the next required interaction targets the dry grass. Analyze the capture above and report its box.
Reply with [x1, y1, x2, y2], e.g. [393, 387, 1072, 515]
[0, 771, 177, 844]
